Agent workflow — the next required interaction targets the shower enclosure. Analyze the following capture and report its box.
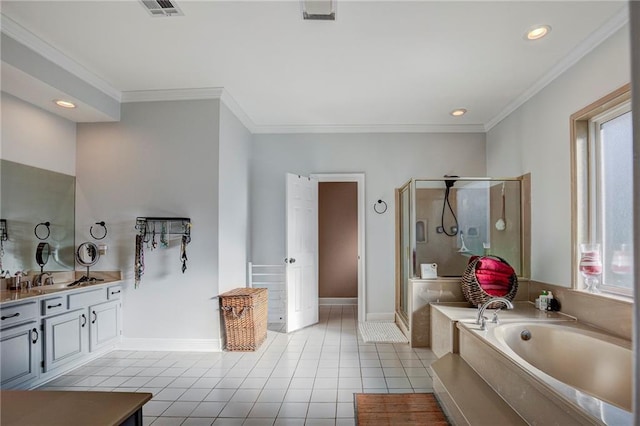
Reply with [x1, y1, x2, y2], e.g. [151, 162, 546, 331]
[395, 177, 528, 327]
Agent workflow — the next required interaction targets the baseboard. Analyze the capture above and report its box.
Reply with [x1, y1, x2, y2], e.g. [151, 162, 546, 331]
[319, 297, 358, 305]
[118, 338, 222, 352]
[365, 313, 395, 322]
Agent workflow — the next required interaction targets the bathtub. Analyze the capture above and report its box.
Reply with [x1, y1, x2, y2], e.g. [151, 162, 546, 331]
[458, 320, 633, 425]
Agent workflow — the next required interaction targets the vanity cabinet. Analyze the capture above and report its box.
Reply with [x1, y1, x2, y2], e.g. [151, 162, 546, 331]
[0, 278, 123, 390]
[0, 321, 40, 388]
[42, 309, 87, 372]
[0, 301, 40, 389]
[89, 300, 120, 353]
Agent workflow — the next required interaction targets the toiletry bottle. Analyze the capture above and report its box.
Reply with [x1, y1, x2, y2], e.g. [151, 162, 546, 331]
[545, 291, 554, 311]
[539, 290, 549, 311]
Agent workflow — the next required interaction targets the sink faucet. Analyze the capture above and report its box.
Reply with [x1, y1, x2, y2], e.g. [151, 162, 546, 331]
[34, 272, 53, 287]
[476, 297, 514, 330]
[43, 272, 54, 286]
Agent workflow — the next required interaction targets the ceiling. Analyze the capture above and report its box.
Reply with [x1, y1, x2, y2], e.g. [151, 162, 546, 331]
[0, 1, 629, 133]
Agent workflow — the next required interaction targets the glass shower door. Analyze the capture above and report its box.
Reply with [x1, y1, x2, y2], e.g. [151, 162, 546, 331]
[397, 182, 411, 325]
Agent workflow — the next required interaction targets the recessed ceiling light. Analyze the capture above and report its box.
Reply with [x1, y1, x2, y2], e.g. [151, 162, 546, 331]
[451, 108, 467, 117]
[526, 25, 551, 41]
[54, 100, 76, 109]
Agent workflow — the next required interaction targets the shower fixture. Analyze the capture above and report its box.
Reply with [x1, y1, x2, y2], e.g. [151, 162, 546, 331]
[440, 175, 459, 236]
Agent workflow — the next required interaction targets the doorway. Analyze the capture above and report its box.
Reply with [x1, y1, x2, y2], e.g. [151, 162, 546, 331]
[312, 173, 366, 323]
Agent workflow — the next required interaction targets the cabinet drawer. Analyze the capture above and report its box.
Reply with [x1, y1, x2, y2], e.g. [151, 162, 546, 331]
[1, 302, 37, 328]
[107, 286, 122, 300]
[68, 289, 105, 310]
[41, 297, 66, 316]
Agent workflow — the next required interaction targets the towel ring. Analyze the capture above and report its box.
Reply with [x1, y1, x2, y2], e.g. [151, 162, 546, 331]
[34, 221, 51, 240]
[373, 199, 388, 214]
[90, 221, 108, 240]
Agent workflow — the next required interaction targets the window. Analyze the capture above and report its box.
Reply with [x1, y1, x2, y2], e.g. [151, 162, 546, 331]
[571, 84, 633, 297]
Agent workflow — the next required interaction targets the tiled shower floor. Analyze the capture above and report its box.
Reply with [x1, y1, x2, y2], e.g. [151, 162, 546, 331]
[38, 305, 437, 425]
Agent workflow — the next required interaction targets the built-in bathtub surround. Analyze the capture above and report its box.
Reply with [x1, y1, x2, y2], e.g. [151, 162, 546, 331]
[528, 281, 632, 341]
[430, 302, 632, 425]
[457, 320, 632, 425]
[406, 278, 529, 348]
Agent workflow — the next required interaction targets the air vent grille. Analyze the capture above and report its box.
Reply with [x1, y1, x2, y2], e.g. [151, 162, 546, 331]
[140, 0, 183, 17]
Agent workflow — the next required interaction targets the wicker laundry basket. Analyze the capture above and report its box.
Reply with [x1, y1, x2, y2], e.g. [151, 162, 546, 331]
[461, 256, 518, 309]
[219, 287, 268, 351]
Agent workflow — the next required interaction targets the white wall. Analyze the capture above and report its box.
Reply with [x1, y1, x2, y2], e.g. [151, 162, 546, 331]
[250, 132, 486, 318]
[218, 102, 252, 294]
[486, 25, 630, 287]
[76, 100, 222, 349]
[1, 92, 76, 175]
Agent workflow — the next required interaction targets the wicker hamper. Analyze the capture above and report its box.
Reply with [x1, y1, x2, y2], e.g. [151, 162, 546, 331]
[219, 288, 268, 351]
[461, 255, 518, 309]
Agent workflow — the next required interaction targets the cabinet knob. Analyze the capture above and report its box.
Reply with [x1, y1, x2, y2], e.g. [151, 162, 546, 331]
[47, 303, 62, 309]
[81, 314, 87, 327]
[91, 311, 97, 324]
[31, 328, 38, 344]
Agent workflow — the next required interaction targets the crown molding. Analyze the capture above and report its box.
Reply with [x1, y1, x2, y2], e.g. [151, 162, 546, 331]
[121, 87, 257, 132]
[219, 90, 257, 133]
[485, 7, 629, 132]
[251, 123, 486, 134]
[121, 87, 224, 103]
[0, 13, 121, 102]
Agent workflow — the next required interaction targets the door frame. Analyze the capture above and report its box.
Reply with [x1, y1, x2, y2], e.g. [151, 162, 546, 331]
[312, 173, 366, 323]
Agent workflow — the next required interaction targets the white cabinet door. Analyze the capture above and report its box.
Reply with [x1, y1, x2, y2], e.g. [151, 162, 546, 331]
[1, 321, 40, 389]
[89, 300, 120, 353]
[43, 309, 86, 372]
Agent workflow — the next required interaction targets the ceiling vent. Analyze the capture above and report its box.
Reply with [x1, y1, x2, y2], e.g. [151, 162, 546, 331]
[140, 0, 183, 17]
[301, 0, 336, 21]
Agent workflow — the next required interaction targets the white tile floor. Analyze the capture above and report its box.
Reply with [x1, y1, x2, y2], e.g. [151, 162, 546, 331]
[38, 305, 437, 425]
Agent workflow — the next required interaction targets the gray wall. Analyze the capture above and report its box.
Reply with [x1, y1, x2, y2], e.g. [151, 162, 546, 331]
[77, 100, 222, 347]
[218, 102, 252, 294]
[250, 132, 486, 319]
[486, 25, 630, 287]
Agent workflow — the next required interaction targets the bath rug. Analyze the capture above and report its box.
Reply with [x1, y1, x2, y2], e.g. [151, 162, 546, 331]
[358, 321, 409, 344]
[355, 393, 449, 425]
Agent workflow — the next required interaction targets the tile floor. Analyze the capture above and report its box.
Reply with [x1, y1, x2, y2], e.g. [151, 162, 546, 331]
[38, 305, 437, 425]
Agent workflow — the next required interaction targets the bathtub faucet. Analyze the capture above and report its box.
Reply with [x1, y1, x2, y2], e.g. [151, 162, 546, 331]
[476, 297, 514, 330]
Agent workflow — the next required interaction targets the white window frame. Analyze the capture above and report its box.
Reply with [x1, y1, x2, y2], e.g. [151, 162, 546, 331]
[571, 84, 632, 298]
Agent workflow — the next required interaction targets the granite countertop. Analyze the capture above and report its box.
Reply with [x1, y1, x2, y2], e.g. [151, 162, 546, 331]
[0, 390, 151, 426]
[0, 271, 122, 305]
[430, 301, 575, 323]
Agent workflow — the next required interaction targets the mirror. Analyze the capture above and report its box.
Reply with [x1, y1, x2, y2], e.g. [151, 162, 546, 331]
[35, 242, 50, 271]
[0, 160, 75, 273]
[76, 242, 99, 267]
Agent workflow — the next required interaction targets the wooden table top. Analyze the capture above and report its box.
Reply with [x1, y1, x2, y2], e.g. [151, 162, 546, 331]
[0, 390, 152, 426]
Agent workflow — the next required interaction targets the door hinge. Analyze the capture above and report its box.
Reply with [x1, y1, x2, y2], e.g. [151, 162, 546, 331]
[40, 324, 44, 331]
[41, 361, 44, 368]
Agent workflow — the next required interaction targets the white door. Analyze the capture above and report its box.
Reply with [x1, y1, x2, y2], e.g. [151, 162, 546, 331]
[285, 173, 319, 333]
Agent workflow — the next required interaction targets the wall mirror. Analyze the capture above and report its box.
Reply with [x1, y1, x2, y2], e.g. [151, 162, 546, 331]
[0, 160, 76, 273]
